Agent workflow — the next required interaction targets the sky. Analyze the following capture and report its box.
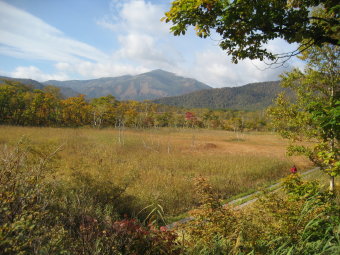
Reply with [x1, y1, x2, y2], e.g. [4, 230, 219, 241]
[0, 0, 303, 88]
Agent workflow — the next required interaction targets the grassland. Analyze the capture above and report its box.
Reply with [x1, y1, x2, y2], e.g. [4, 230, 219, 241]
[0, 125, 312, 217]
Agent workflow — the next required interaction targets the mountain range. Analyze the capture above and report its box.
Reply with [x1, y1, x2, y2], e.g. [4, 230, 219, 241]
[44, 69, 211, 101]
[1, 70, 290, 110]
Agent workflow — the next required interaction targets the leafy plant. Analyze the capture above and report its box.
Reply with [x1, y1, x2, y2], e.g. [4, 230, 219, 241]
[182, 176, 241, 254]
[268, 44, 339, 191]
[0, 139, 71, 255]
[139, 201, 167, 225]
[179, 175, 340, 254]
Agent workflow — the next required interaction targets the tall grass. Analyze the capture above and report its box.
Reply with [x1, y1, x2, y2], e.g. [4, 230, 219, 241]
[0, 126, 307, 217]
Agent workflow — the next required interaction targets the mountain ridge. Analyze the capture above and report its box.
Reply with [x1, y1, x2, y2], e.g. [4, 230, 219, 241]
[152, 81, 291, 111]
[0, 76, 80, 98]
[1, 71, 290, 110]
[44, 69, 212, 101]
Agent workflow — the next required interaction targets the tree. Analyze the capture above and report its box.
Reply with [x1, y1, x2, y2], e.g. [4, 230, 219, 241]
[43, 85, 63, 99]
[202, 110, 218, 128]
[163, 0, 339, 63]
[23, 91, 60, 126]
[0, 80, 29, 125]
[268, 44, 339, 191]
[90, 95, 118, 128]
[124, 101, 140, 127]
[61, 95, 91, 127]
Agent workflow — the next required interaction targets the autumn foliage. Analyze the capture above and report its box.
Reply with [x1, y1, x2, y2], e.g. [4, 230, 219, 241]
[0, 79, 269, 131]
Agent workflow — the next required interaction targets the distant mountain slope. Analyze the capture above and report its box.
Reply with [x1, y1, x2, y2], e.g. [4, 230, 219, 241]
[45, 69, 212, 101]
[153, 81, 292, 110]
[0, 76, 79, 98]
[0, 76, 45, 90]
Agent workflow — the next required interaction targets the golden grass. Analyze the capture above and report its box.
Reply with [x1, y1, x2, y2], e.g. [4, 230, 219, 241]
[0, 125, 312, 216]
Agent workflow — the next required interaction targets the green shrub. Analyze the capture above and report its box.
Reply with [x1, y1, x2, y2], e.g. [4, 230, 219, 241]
[180, 175, 340, 255]
[182, 176, 241, 254]
[0, 140, 71, 254]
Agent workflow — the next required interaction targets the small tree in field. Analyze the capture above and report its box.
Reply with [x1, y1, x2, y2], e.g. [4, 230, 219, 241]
[268, 44, 339, 191]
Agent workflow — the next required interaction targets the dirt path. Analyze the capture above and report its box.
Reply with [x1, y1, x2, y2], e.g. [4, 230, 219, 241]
[165, 167, 319, 229]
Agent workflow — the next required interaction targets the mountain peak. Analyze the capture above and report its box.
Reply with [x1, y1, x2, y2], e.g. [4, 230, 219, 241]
[138, 69, 175, 77]
[43, 70, 211, 101]
[149, 69, 173, 74]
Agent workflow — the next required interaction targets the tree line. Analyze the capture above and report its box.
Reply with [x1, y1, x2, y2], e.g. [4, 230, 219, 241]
[0, 79, 269, 131]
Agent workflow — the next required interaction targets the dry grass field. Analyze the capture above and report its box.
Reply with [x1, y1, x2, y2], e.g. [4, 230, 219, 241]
[0, 126, 312, 217]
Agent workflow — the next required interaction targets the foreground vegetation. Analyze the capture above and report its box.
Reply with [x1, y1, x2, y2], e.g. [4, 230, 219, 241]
[0, 126, 303, 218]
[0, 138, 338, 254]
[179, 175, 340, 254]
[0, 140, 180, 254]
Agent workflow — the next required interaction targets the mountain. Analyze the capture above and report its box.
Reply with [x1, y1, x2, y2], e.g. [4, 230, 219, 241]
[0, 76, 79, 98]
[44, 69, 212, 101]
[152, 81, 292, 110]
[1, 73, 290, 110]
[0, 76, 45, 90]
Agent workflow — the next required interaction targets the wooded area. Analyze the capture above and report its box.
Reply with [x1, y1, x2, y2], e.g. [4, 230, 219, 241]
[0, 79, 270, 131]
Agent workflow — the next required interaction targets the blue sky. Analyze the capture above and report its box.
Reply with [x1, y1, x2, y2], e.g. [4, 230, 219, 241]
[0, 0, 302, 87]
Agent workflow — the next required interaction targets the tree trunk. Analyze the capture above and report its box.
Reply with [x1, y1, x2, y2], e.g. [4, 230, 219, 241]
[329, 175, 335, 192]
[328, 83, 336, 193]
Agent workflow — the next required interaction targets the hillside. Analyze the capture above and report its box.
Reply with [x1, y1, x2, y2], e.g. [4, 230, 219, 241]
[153, 81, 292, 110]
[0, 76, 45, 90]
[45, 69, 211, 101]
[1, 74, 291, 110]
[0, 76, 79, 98]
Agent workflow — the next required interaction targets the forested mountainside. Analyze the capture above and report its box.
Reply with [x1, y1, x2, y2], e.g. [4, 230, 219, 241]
[153, 81, 293, 110]
[0, 76, 79, 98]
[1, 74, 291, 111]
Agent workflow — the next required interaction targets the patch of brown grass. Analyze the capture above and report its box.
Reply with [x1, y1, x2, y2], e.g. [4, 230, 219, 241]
[0, 126, 311, 216]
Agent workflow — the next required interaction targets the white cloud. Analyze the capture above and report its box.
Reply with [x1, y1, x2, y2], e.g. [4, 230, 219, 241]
[67, 61, 149, 78]
[54, 60, 150, 80]
[265, 38, 300, 57]
[11, 66, 69, 81]
[182, 48, 292, 87]
[55, 62, 71, 71]
[117, 33, 175, 66]
[97, 0, 170, 35]
[0, 1, 107, 63]
[98, 0, 181, 69]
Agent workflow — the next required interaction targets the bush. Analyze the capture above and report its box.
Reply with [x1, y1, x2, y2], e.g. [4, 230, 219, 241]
[182, 177, 241, 254]
[180, 175, 340, 255]
[0, 141, 181, 254]
[0, 140, 71, 254]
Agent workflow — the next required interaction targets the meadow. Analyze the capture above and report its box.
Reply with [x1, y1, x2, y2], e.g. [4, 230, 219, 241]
[0, 125, 311, 218]
[2, 125, 339, 255]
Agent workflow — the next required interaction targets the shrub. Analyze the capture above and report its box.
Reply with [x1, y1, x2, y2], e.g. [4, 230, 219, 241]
[0, 140, 71, 254]
[180, 175, 340, 255]
[182, 176, 241, 254]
